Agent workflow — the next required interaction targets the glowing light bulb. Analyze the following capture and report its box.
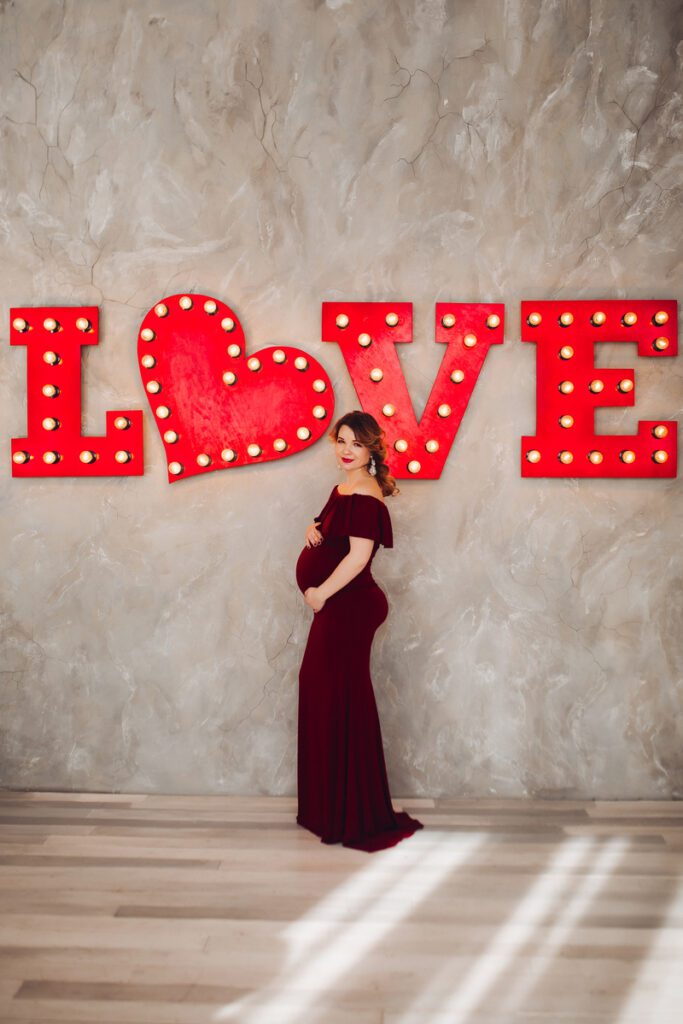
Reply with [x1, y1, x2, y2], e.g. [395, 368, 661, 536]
[653, 450, 669, 463]
[227, 343, 241, 357]
[559, 380, 574, 394]
[247, 443, 262, 457]
[140, 328, 155, 342]
[617, 379, 634, 393]
[141, 354, 156, 368]
[450, 369, 464, 383]
[441, 313, 456, 328]
[155, 405, 170, 418]
[559, 312, 574, 326]
[370, 368, 383, 382]
[527, 312, 542, 326]
[463, 333, 477, 347]
[525, 450, 541, 463]
[146, 380, 161, 394]
[653, 310, 669, 325]
[559, 346, 574, 359]
[425, 439, 439, 453]
[43, 317, 58, 332]
[653, 337, 669, 351]
[437, 403, 452, 417]
[591, 311, 606, 326]
[168, 461, 183, 475]
[486, 314, 500, 328]
[588, 451, 603, 464]
[559, 415, 574, 428]
[79, 450, 95, 463]
[312, 405, 327, 419]
[75, 317, 90, 331]
[407, 460, 421, 473]
[196, 453, 211, 466]
[589, 379, 604, 393]
[114, 450, 131, 464]
[247, 357, 261, 371]
[297, 426, 311, 440]
[42, 384, 58, 398]
[622, 311, 637, 325]
[12, 451, 29, 464]
[653, 424, 669, 438]
[294, 356, 308, 370]
[221, 317, 235, 332]
[394, 439, 408, 453]
[312, 379, 327, 392]
[42, 417, 58, 431]
[274, 438, 287, 452]
[179, 296, 193, 310]
[204, 300, 217, 314]
[42, 451, 59, 464]
[620, 450, 636, 463]
[163, 430, 178, 443]
[12, 317, 27, 332]
[358, 333, 372, 347]
[114, 416, 130, 430]
[221, 448, 236, 462]
[335, 313, 349, 328]
[272, 349, 286, 363]
[42, 350, 59, 364]
[382, 403, 396, 416]
[222, 371, 237, 385]
[559, 451, 574, 464]
[154, 303, 168, 318]
[385, 312, 399, 326]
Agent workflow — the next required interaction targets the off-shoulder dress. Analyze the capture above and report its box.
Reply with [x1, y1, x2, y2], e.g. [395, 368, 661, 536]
[295, 484, 423, 852]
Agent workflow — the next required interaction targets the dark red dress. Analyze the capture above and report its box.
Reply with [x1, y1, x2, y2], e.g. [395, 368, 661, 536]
[295, 484, 423, 852]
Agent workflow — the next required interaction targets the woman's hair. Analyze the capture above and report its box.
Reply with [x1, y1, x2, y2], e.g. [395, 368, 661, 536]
[328, 410, 400, 497]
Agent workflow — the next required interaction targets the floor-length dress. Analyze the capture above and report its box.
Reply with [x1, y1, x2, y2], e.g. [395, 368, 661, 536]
[295, 484, 423, 852]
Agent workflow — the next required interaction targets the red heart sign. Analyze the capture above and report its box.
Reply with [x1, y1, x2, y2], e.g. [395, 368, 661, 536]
[137, 294, 334, 482]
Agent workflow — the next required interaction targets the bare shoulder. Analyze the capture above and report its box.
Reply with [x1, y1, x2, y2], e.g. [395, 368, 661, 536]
[354, 483, 386, 504]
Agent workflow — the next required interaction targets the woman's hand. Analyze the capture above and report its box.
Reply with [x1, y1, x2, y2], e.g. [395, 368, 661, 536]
[305, 522, 323, 548]
[304, 587, 326, 613]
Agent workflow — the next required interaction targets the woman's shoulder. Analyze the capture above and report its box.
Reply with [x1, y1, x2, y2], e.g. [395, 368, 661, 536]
[341, 484, 386, 505]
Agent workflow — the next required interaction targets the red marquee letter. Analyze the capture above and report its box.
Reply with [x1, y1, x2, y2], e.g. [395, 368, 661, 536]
[521, 300, 677, 478]
[322, 302, 504, 479]
[10, 307, 144, 477]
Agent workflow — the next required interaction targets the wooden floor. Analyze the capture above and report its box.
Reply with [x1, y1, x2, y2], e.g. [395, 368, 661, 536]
[1, 792, 682, 1023]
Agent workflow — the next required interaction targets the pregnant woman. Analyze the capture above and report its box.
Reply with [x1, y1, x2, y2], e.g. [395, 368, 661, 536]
[295, 409, 423, 852]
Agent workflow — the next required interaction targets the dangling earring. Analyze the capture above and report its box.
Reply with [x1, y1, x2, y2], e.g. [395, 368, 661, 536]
[368, 455, 377, 477]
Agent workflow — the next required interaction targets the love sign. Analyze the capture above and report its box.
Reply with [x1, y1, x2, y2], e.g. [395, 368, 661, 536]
[9, 295, 678, 481]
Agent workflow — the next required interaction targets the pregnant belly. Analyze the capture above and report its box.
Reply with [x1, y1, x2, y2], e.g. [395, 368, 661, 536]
[296, 544, 340, 593]
[296, 543, 376, 595]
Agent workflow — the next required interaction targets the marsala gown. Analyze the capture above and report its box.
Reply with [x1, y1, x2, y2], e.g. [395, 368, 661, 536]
[295, 484, 423, 852]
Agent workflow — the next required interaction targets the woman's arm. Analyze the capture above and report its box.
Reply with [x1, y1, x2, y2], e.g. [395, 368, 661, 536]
[317, 537, 374, 601]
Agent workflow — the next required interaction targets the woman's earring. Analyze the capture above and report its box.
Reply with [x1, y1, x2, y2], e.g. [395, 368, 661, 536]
[368, 456, 377, 476]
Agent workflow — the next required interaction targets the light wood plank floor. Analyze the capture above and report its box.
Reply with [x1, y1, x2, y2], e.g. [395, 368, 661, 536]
[1, 791, 682, 1023]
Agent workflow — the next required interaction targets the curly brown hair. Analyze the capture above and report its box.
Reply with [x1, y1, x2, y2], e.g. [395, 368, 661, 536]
[328, 410, 400, 498]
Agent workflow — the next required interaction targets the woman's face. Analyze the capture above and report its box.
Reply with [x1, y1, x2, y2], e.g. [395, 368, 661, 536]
[336, 425, 370, 471]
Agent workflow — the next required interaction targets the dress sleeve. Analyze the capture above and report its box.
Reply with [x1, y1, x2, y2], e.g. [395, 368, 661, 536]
[323, 494, 393, 548]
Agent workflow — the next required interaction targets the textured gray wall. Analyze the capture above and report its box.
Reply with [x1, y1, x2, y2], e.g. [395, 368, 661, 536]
[1, 0, 681, 797]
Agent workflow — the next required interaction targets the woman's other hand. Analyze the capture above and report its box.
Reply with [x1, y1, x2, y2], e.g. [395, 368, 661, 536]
[305, 522, 323, 548]
[304, 587, 326, 612]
